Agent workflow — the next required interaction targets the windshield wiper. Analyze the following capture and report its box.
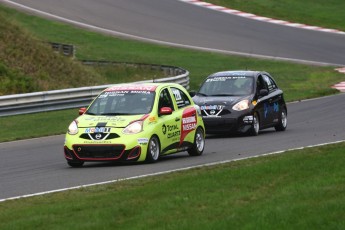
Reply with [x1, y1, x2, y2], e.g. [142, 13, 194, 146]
[101, 113, 131, 116]
[197, 92, 208, 96]
[209, 94, 237, 96]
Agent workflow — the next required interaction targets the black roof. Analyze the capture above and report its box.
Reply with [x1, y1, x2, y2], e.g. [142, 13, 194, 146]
[208, 70, 260, 78]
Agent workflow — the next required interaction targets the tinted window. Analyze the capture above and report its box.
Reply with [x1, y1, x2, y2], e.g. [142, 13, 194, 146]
[158, 88, 174, 111]
[171, 87, 191, 109]
[262, 75, 277, 92]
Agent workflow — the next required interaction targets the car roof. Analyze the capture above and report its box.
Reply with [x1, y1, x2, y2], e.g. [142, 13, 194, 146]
[208, 70, 261, 78]
[104, 82, 184, 92]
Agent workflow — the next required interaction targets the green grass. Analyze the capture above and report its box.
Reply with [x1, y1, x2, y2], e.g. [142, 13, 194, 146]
[0, 9, 165, 95]
[1, 142, 345, 229]
[206, 0, 345, 31]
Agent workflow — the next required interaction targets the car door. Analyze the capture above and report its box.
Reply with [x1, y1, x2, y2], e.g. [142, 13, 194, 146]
[262, 74, 283, 124]
[255, 74, 273, 128]
[170, 86, 197, 148]
[260, 74, 281, 127]
[157, 87, 181, 154]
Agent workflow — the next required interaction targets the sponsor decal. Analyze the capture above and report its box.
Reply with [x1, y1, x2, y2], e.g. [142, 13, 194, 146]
[85, 127, 111, 133]
[172, 88, 182, 101]
[137, 138, 149, 145]
[105, 85, 157, 92]
[84, 116, 125, 122]
[206, 75, 247, 82]
[103, 91, 127, 96]
[180, 107, 197, 145]
[182, 116, 197, 131]
[83, 141, 112, 144]
[149, 116, 157, 123]
[162, 124, 167, 135]
[201, 105, 224, 117]
[200, 105, 224, 110]
[162, 124, 181, 139]
[264, 102, 279, 118]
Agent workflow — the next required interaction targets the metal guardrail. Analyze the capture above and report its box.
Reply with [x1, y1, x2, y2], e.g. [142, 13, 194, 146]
[0, 62, 189, 117]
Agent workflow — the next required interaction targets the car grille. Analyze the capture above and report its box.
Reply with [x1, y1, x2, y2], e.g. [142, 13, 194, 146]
[73, 145, 125, 159]
[201, 109, 231, 117]
[79, 133, 120, 140]
[203, 118, 237, 133]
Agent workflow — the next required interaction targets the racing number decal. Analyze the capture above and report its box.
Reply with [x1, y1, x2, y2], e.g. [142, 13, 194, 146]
[180, 107, 197, 145]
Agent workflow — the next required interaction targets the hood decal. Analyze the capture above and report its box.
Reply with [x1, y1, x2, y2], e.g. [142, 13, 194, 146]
[78, 115, 143, 128]
[96, 122, 107, 127]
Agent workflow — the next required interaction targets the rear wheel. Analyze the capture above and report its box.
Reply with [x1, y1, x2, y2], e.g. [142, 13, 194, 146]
[275, 108, 287, 131]
[250, 113, 260, 136]
[67, 161, 84, 167]
[146, 136, 160, 163]
[188, 127, 205, 156]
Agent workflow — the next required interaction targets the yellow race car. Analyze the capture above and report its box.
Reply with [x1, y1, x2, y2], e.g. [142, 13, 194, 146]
[64, 83, 205, 167]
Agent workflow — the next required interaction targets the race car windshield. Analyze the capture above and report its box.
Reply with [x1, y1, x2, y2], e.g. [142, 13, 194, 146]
[86, 90, 155, 115]
[199, 76, 254, 96]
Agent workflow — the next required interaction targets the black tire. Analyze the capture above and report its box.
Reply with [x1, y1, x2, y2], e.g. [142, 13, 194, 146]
[67, 161, 84, 167]
[275, 108, 287, 131]
[188, 127, 205, 156]
[145, 136, 160, 163]
[249, 113, 260, 136]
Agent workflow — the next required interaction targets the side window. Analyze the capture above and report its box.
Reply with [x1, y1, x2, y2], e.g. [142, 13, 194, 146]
[171, 87, 191, 109]
[256, 75, 268, 92]
[158, 88, 174, 111]
[263, 75, 277, 93]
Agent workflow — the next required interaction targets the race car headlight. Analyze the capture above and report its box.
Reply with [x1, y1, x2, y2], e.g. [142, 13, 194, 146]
[232, 100, 250, 111]
[123, 120, 143, 134]
[68, 120, 79, 135]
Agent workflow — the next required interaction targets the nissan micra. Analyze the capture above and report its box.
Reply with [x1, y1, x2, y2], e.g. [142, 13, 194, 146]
[64, 83, 205, 167]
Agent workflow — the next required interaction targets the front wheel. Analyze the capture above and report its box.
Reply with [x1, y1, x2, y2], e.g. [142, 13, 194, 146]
[249, 113, 260, 136]
[145, 136, 160, 163]
[275, 108, 287, 131]
[188, 127, 205, 156]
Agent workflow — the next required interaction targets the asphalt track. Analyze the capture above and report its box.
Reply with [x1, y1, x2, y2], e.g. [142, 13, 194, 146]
[0, 0, 345, 200]
[2, 0, 345, 65]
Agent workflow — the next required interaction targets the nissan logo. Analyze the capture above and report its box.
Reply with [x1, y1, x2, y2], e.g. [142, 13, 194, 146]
[95, 133, 102, 140]
[210, 110, 216, 115]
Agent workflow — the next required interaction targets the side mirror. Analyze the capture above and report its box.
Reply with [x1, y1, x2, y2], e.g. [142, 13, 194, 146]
[79, 107, 87, 115]
[259, 89, 269, 97]
[189, 90, 196, 97]
[159, 107, 173, 115]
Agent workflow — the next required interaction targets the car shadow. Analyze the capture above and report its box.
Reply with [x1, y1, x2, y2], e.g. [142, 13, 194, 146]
[205, 128, 277, 139]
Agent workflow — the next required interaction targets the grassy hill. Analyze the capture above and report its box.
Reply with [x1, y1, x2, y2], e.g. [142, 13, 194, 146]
[0, 13, 107, 95]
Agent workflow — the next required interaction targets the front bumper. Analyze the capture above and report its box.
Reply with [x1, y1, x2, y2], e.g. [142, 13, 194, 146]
[64, 129, 149, 162]
[64, 144, 143, 162]
[202, 114, 254, 134]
